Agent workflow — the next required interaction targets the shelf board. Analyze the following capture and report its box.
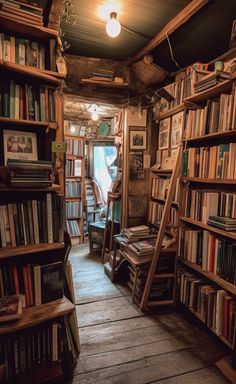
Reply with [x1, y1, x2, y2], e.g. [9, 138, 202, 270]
[0, 183, 61, 192]
[0, 13, 58, 40]
[64, 134, 85, 140]
[182, 177, 236, 185]
[66, 217, 82, 220]
[0, 242, 64, 259]
[151, 196, 179, 207]
[0, 116, 51, 128]
[66, 196, 82, 200]
[80, 79, 129, 88]
[158, 104, 186, 120]
[0, 60, 61, 85]
[66, 176, 82, 179]
[179, 258, 236, 296]
[67, 155, 83, 160]
[183, 129, 236, 144]
[184, 79, 233, 104]
[181, 217, 236, 240]
[0, 296, 74, 335]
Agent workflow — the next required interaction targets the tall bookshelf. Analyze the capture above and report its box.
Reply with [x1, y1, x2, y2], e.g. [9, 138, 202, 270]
[178, 53, 236, 377]
[65, 135, 85, 243]
[0, 6, 79, 383]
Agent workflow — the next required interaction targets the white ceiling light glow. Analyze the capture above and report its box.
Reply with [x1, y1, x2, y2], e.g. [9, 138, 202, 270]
[106, 12, 121, 38]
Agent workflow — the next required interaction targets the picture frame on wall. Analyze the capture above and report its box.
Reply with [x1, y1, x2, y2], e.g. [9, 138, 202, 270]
[130, 130, 147, 150]
[3, 130, 38, 165]
[129, 151, 145, 179]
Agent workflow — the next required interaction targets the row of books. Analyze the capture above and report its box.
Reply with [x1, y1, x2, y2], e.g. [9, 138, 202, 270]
[182, 229, 236, 283]
[179, 269, 235, 346]
[66, 138, 84, 157]
[194, 70, 230, 93]
[0, 261, 63, 308]
[0, 195, 64, 248]
[66, 201, 82, 219]
[66, 159, 82, 177]
[0, 33, 45, 69]
[89, 68, 114, 82]
[0, 317, 75, 382]
[7, 159, 52, 188]
[0, 0, 44, 26]
[0, 80, 55, 121]
[182, 143, 236, 179]
[185, 190, 236, 223]
[66, 180, 81, 198]
[183, 67, 210, 98]
[66, 220, 81, 237]
[185, 90, 236, 138]
[151, 177, 179, 202]
[149, 202, 178, 227]
[156, 148, 178, 169]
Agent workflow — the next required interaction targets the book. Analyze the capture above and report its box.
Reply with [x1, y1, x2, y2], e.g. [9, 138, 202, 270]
[0, 295, 22, 322]
[40, 262, 63, 304]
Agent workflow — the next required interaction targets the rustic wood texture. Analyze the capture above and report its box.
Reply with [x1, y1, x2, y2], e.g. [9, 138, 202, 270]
[69, 241, 230, 384]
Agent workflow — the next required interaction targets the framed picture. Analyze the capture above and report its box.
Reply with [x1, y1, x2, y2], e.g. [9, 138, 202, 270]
[130, 130, 147, 150]
[129, 151, 144, 179]
[158, 118, 170, 150]
[171, 112, 183, 148]
[3, 130, 38, 165]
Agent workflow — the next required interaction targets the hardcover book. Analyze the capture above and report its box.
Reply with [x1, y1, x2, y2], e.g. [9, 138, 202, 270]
[0, 294, 22, 322]
[41, 262, 63, 304]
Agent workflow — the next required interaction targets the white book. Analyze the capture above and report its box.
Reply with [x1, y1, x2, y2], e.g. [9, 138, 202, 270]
[215, 289, 226, 336]
[33, 265, 41, 306]
[2, 205, 11, 245]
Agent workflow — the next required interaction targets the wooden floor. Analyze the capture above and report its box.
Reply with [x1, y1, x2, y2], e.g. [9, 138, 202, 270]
[69, 243, 230, 384]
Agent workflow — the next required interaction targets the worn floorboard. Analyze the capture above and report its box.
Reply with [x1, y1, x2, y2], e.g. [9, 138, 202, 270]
[69, 243, 230, 384]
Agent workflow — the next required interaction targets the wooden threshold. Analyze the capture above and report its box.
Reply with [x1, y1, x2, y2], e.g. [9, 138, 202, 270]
[0, 297, 74, 335]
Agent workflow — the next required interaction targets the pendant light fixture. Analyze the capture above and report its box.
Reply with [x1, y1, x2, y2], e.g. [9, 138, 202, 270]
[106, 12, 121, 38]
[91, 105, 99, 121]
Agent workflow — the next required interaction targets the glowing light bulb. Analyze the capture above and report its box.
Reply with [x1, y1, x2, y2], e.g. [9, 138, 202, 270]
[70, 125, 76, 133]
[91, 107, 99, 121]
[106, 12, 121, 38]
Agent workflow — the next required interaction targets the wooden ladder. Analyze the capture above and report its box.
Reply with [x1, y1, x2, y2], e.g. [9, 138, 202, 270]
[140, 147, 181, 310]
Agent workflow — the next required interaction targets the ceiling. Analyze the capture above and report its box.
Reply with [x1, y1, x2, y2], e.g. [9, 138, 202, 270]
[61, 0, 236, 71]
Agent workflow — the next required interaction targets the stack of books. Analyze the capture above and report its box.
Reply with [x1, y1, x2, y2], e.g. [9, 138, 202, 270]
[194, 70, 230, 93]
[207, 216, 236, 231]
[122, 225, 151, 242]
[0, 0, 44, 26]
[89, 68, 115, 82]
[7, 159, 53, 188]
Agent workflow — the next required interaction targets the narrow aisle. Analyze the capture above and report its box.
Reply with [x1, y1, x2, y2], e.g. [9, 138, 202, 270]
[69, 243, 230, 384]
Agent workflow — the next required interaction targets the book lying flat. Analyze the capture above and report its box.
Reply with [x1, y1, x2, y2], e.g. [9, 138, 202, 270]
[0, 294, 22, 322]
[207, 219, 236, 231]
[208, 216, 236, 224]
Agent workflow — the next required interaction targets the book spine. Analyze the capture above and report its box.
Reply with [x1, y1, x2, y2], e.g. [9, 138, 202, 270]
[46, 194, 53, 243]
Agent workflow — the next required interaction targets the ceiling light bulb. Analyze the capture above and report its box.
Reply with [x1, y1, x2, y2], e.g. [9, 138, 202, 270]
[106, 12, 121, 38]
[70, 125, 76, 133]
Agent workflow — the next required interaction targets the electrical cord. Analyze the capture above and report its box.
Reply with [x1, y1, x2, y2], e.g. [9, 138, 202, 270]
[165, 32, 181, 70]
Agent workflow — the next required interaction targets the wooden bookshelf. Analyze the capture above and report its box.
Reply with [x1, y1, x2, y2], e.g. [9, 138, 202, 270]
[80, 78, 129, 88]
[0, 242, 64, 259]
[182, 177, 236, 185]
[184, 79, 233, 104]
[179, 258, 236, 296]
[0, 117, 49, 128]
[151, 196, 179, 207]
[181, 217, 236, 240]
[158, 103, 186, 120]
[0, 184, 61, 192]
[0, 13, 58, 40]
[0, 61, 61, 85]
[183, 129, 236, 144]
[0, 297, 74, 335]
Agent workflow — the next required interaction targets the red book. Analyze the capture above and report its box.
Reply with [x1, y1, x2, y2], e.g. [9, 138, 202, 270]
[12, 264, 20, 295]
[27, 264, 34, 306]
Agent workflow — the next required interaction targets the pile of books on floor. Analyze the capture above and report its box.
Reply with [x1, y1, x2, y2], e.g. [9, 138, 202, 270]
[7, 159, 53, 188]
[207, 216, 236, 231]
[0, 0, 44, 26]
[194, 70, 230, 92]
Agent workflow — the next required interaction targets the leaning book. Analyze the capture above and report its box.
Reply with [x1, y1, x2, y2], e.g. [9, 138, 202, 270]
[0, 295, 22, 322]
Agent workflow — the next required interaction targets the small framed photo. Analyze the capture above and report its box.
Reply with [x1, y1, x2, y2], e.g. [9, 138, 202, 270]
[171, 111, 183, 148]
[3, 130, 38, 165]
[158, 118, 170, 150]
[130, 130, 147, 150]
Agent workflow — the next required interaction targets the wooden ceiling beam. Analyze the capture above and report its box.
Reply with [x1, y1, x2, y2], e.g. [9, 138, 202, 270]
[130, 0, 209, 63]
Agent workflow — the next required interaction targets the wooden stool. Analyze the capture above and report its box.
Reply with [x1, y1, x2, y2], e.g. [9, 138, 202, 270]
[101, 192, 121, 263]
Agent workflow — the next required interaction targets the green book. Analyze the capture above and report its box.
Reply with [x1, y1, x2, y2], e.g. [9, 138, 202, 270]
[217, 144, 229, 178]
[9, 80, 15, 118]
[182, 150, 188, 176]
[3, 80, 10, 117]
[28, 85, 35, 120]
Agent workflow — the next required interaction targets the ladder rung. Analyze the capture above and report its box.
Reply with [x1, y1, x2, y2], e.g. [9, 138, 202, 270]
[147, 299, 175, 307]
[154, 273, 175, 278]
